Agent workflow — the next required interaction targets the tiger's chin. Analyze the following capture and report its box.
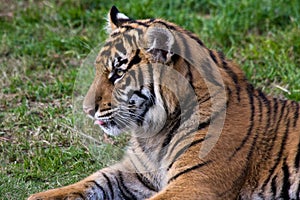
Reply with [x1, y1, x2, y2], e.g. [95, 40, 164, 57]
[94, 120, 124, 136]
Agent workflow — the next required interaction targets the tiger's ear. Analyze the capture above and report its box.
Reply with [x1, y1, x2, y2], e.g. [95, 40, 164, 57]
[145, 26, 175, 63]
[107, 6, 131, 33]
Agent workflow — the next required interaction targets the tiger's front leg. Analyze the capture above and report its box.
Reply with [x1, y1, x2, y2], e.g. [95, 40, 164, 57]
[28, 160, 157, 200]
[148, 181, 218, 200]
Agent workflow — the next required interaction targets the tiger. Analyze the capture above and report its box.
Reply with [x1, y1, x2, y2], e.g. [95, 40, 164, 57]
[28, 6, 300, 200]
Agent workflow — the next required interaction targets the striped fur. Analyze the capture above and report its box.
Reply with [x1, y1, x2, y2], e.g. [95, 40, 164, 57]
[28, 6, 300, 200]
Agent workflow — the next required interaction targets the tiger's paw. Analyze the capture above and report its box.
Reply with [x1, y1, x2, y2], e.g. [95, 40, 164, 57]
[27, 182, 104, 200]
[27, 189, 86, 200]
[28, 192, 84, 200]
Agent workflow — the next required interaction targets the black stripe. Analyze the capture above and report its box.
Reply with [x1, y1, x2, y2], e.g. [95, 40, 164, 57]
[188, 32, 205, 46]
[162, 117, 181, 148]
[111, 31, 122, 37]
[118, 58, 128, 67]
[201, 58, 223, 88]
[115, 178, 130, 200]
[148, 83, 155, 105]
[280, 158, 291, 199]
[226, 86, 232, 107]
[165, 119, 210, 166]
[121, 25, 134, 31]
[263, 98, 284, 163]
[198, 119, 211, 130]
[198, 93, 211, 104]
[120, 172, 137, 200]
[218, 51, 239, 79]
[282, 100, 289, 121]
[257, 92, 263, 123]
[258, 89, 271, 130]
[230, 84, 255, 158]
[244, 93, 263, 163]
[261, 119, 290, 193]
[135, 87, 155, 126]
[271, 175, 278, 199]
[70, 192, 87, 199]
[132, 21, 150, 27]
[209, 50, 218, 64]
[145, 18, 155, 24]
[109, 73, 123, 84]
[295, 139, 300, 169]
[135, 173, 158, 192]
[271, 100, 288, 141]
[220, 55, 241, 101]
[167, 138, 205, 170]
[132, 90, 148, 100]
[99, 107, 112, 112]
[86, 180, 106, 199]
[185, 62, 196, 92]
[127, 50, 141, 70]
[293, 101, 299, 127]
[110, 25, 139, 38]
[158, 114, 182, 161]
[272, 98, 279, 126]
[159, 85, 169, 115]
[161, 107, 181, 149]
[168, 161, 212, 183]
[116, 172, 137, 200]
[102, 172, 114, 199]
[147, 64, 155, 105]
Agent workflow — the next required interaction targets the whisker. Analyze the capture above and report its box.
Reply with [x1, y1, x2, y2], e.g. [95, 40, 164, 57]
[115, 114, 137, 127]
[117, 110, 145, 121]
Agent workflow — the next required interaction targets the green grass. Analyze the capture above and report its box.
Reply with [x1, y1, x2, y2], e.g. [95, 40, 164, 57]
[0, 0, 299, 199]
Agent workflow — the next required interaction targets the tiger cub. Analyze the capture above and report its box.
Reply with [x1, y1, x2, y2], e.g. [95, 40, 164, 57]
[28, 6, 300, 200]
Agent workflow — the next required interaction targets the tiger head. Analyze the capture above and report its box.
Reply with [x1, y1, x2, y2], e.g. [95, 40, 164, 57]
[83, 6, 212, 137]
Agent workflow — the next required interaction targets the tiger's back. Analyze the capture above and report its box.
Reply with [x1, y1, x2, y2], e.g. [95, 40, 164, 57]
[28, 6, 300, 200]
[220, 81, 300, 199]
[207, 48, 300, 199]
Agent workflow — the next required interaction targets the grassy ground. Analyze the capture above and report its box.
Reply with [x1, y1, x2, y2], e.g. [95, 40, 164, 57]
[0, 0, 299, 199]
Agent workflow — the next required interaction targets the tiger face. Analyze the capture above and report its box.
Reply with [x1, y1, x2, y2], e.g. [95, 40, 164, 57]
[82, 13, 173, 136]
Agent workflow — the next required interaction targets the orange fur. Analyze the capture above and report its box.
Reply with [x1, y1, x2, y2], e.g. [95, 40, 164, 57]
[28, 6, 300, 200]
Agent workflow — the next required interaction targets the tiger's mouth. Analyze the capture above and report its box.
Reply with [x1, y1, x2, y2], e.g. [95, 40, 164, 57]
[94, 117, 119, 127]
[94, 119, 107, 126]
[94, 116, 123, 136]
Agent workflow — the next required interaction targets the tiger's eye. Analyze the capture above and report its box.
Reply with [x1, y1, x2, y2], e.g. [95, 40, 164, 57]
[116, 69, 124, 76]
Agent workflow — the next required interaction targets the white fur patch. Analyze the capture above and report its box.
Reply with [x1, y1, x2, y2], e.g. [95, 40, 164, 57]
[117, 13, 129, 20]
